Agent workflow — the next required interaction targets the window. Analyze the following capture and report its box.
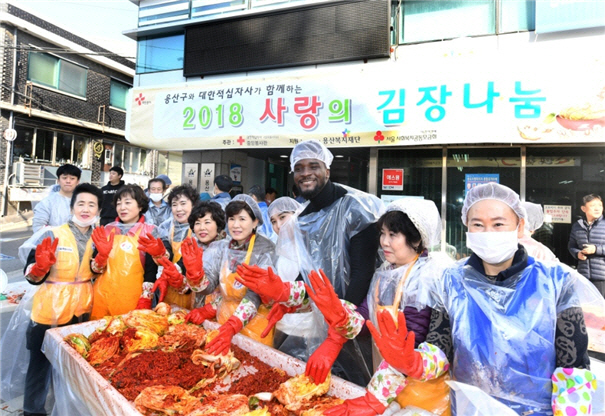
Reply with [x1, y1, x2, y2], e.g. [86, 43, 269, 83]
[110, 79, 130, 110]
[395, 0, 535, 44]
[34, 130, 54, 162]
[13, 126, 34, 161]
[28, 52, 88, 97]
[136, 33, 184, 73]
[11, 126, 91, 167]
[113, 144, 148, 174]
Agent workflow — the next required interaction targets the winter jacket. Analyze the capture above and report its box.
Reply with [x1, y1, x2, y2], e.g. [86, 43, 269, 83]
[100, 180, 125, 225]
[568, 215, 605, 282]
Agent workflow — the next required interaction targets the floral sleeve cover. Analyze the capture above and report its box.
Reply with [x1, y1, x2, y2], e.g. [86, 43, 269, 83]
[551, 367, 597, 416]
[366, 360, 409, 407]
[367, 342, 449, 407]
[233, 297, 257, 327]
[335, 300, 365, 339]
[141, 281, 154, 299]
[281, 281, 307, 307]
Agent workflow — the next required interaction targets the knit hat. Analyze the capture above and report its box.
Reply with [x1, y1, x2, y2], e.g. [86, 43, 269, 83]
[386, 198, 441, 249]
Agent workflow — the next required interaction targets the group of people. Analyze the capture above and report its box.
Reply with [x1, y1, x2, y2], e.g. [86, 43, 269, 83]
[2, 139, 604, 416]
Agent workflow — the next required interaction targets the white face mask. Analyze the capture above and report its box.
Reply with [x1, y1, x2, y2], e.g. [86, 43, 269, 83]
[466, 229, 519, 264]
[72, 215, 98, 228]
[149, 193, 163, 202]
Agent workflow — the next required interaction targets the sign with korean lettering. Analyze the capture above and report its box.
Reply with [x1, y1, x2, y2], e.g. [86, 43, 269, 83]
[382, 169, 404, 191]
[230, 164, 242, 184]
[126, 45, 605, 150]
[464, 174, 499, 195]
[543, 205, 572, 224]
[184, 163, 198, 189]
[200, 163, 215, 193]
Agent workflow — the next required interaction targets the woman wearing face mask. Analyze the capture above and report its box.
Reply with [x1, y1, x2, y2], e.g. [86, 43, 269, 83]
[90, 185, 171, 320]
[151, 185, 199, 309]
[363, 183, 602, 415]
[181, 194, 276, 352]
[325, 198, 452, 416]
[155, 201, 227, 317]
[6, 184, 103, 416]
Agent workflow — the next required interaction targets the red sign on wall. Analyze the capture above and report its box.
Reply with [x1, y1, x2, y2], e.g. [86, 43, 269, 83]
[382, 168, 404, 191]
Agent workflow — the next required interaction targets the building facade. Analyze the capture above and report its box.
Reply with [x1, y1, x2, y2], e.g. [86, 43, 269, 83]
[125, 0, 605, 264]
[0, 2, 160, 217]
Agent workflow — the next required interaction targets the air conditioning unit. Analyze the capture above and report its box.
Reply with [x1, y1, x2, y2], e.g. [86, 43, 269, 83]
[12, 162, 45, 186]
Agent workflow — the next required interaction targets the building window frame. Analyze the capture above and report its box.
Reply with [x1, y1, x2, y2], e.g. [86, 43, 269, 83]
[27, 51, 89, 98]
[110, 78, 131, 111]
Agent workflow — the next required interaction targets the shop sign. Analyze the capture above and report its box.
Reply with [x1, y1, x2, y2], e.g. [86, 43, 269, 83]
[382, 169, 404, 191]
[543, 205, 572, 224]
[184, 163, 198, 189]
[127, 46, 605, 150]
[200, 163, 215, 193]
[230, 164, 242, 184]
[465, 174, 499, 194]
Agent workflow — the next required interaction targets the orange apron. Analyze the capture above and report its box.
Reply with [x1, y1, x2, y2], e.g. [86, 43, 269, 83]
[216, 235, 274, 347]
[374, 256, 451, 416]
[31, 224, 94, 326]
[163, 227, 195, 309]
[91, 226, 145, 320]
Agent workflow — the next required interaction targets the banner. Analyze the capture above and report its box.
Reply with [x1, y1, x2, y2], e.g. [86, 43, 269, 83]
[127, 47, 605, 150]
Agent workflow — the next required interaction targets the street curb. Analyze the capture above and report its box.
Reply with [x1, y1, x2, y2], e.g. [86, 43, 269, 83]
[0, 219, 32, 233]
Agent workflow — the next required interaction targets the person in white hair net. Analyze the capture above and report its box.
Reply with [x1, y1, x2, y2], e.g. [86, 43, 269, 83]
[325, 198, 453, 415]
[519, 201, 558, 262]
[362, 182, 601, 415]
[237, 139, 385, 386]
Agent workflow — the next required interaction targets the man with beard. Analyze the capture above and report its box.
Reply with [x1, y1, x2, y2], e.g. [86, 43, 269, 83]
[290, 139, 384, 386]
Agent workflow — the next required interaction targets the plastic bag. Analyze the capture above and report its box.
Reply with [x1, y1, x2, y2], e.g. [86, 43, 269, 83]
[446, 381, 517, 416]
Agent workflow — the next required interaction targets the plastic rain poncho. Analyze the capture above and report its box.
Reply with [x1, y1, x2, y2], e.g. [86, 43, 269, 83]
[275, 184, 384, 383]
[1, 223, 94, 405]
[428, 257, 605, 414]
[519, 202, 558, 261]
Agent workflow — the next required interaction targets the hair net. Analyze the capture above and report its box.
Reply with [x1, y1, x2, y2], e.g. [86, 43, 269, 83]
[521, 202, 544, 232]
[268, 197, 301, 218]
[290, 139, 334, 172]
[386, 198, 442, 249]
[461, 183, 525, 226]
[230, 194, 264, 225]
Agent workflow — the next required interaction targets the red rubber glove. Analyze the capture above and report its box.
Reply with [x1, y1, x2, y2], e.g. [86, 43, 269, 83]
[261, 303, 298, 338]
[152, 278, 169, 302]
[235, 264, 290, 304]
[135, 297, 152, 310]
[181, 237, 204, 285]
[91, 226, 114, 267]
[323, 391, 387, 416]
[205, 316, 243, 355]
[137, 234, 167, 258]
[185, 303, 217, 325]
[367, 310, 423, 379]
[29, 237, 59, 277]
[156, 257, 185, 288]
[304, 269, 348, 329]
[305, 327, 347, 385]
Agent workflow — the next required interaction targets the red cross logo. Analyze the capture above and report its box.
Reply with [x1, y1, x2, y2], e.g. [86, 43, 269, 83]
[237, 136, 245, 145]
[135, 93, 145, 105]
